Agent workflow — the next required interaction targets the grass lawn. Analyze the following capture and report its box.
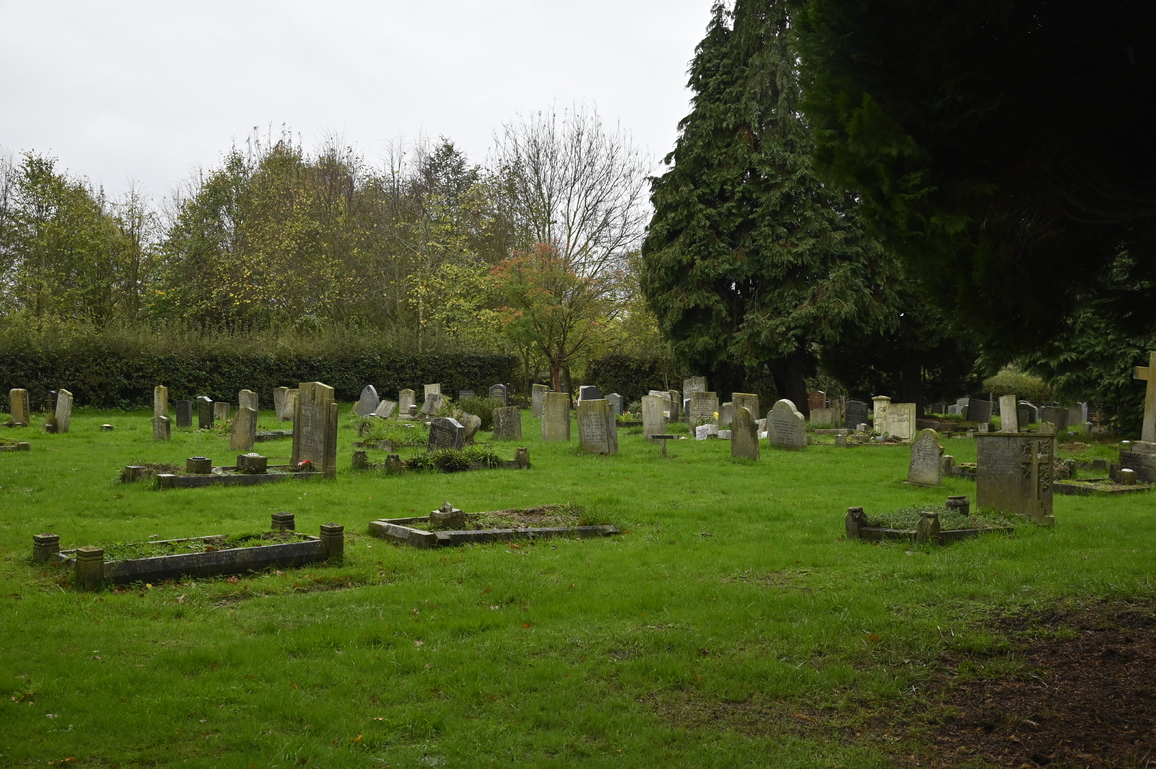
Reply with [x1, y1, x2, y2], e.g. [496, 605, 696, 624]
[1, 408, 1152, 768]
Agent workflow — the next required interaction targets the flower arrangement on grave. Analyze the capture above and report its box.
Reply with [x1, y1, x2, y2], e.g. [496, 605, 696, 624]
[294, 459, 313, 472]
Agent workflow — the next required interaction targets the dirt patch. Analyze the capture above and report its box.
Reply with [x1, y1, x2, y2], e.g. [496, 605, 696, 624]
[909, 600, 1156, 768]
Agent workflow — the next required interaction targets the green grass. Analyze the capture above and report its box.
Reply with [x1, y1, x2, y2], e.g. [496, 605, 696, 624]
[1, 409, 1153, 767]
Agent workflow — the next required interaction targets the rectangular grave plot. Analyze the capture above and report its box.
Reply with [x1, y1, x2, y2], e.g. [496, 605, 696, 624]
[155, 466, 323, 489]
[369, 516, 619, 549]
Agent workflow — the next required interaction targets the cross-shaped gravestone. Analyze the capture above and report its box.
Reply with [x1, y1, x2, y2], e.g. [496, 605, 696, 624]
[1135, 350, 1156, 443]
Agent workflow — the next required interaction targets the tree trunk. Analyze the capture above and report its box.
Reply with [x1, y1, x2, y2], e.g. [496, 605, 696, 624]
[767, 350, 812, 418]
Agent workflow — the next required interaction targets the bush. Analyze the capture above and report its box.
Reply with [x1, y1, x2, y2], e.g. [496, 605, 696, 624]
[586, 355, 686, 404]
[982, 368, 1052, 403]
[456, 396, 502, 430]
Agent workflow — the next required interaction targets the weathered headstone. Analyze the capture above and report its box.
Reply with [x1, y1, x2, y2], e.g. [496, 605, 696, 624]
[998, 394, 1019, 433]
[153, 385, 168, 418]
[213, 401, 230, 422]
[1133, 351, 1156, 443]
[683, 376, 707, 396]
[577, 399, 618, 454]
[196, 396, 214, 429]
[273, 387, 289, 419]
[492, 407, 523, 441]
[976, 433, 1055, 526]
[531, 384, 549, 418]
[230, 407, 257, 452]
[718, 402, 734, 429]
[606, 393, 623, 417]
[398, 389, 416, 417]
[373, 400, 397, 419]
[1039, 406, 1069, 432]
[907, 429, 944, 486]
[175, 400, 192, 428]
[886, 402, 917, 441]
[767, 399, 806, 449]
[290, 382, 339, 478]
[152, 415, 171, 441]
[9, 389, 30, 426]
[541, 392, 571, 442]
[871, 396, 891, 435]
[667, 390, 681, 421]
[731, 407, 760, 461]
[54, 389, 73, 433]
[579, 385, 602, 401]
[459, 412, 482, 442]
[808, 390, 827, 411]
[427, 417, 465, 451]
[278, 389, 298, 422]
[355, 386, 380, 417]
[966, 397, 992, 424]
[238, 389, 258, 413]
[845, 400, 868, 430]
[733, 393, 759, 426]
[419, 392, 444, 416]
[642, 394, 666, 441]
[689, 391, 719, 428]
[810, 406, 840, 425]
[424, 384, 441, 402]
[1018, 401, 1038, 427]
[489, 384, 509, 406]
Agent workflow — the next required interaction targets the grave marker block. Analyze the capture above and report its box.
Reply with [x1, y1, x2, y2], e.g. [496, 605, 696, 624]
[907, 429, 944, 486]
[238, 389, 258, 413]
[976, 433, 1055, 526]
[642, 394, 666, 441]
[577, 399, 617, 454]
[398, 389, 416, 416]
[845, 400, 868, 430]
[541, 392, 571, 442]
[999, 394, 1019, 433]
[731, 407, 760, 461]
[531, 384, 549, 418]
[213, 401, 230, 422]
[153, 415, 171, 441]
[492, 407, 523, 441]
[291, 382, 338, 478]
[54, 389, 73, 433]
[153, 385, 168, 418]
[355, 385, 380, 417]
[427, 417, 465, 451]
[9, 389, 30, 425]
[230, 407, 257, 452]
[688, 391, 719, 428]
[768, 399, 806, 449]
[489, 384, 509, 406]
[175, 400, 192, 428]
[196, 396, 214, 429]
[373, 400, 397, 419]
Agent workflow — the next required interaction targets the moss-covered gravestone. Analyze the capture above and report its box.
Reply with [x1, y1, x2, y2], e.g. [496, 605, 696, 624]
[290, 382, 338, 478]
[976, 433, 1055, 526]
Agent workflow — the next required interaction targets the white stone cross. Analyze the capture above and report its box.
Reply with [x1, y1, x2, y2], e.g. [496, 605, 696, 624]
[1134, 350, 1156, 443]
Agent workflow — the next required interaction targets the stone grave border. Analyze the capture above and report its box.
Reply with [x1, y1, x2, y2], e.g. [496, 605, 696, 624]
[38, 515, 343, 590]
[843, 500, 1014, 547]
[122, 456, 323, 489]
[352, 446, 531, 474]
[368, 513, 618, 549]
[1053, 479, 1154, 497]
[1, 440, 31, 452]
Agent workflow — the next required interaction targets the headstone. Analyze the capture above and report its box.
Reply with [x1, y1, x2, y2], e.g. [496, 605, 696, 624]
[196, 396, 214, 429]
[683, 376, 707, 396]
[541, 392, 571, 442]
[398, 389, 416, 416]
[907, 428, 944, 486]
[976, 433, 1055, 526]
[872, 396, 891, 435]
[273, 387, 289, 419]
[767, 399, 806, 449]
[688, 391, 719, 428]
[419, 392, 444, 416]
[355, 385, 380, 417]
[966, 397, 992, 424]
[230, 407, 257, 452]
[531, 384, 549, 418]
[1133, 351, 1156, 443]
[175, 400, 192, 428]
[213, 401, 230, 422]
[718, 402, 734, 429]
[373, 400, 397, 419]
[458, 390, 475, 401]
[695, 424, 711, 440]
[886, 402, 917, 441]
[947, 404, 962, 416]
[9, 389, 30, 425]
[834, 429, 848, 448]
[606, 393, 624, 417]
[579, 385, 602, 401]
[808, 390, 827, 411]
[733, 393, 759, 426]
[731, 407, 760, 461]
[845, 400, 868, 430]
[998, 394, 1019, 432]
[489, 384, 509, 406]
[1039, 406, 1069, 431]
[577, 399, 618, 454]
[642, 394, 666, 441]
[238, 389, 258, 413]
[1018, 401, 1038, 427]
[492, 407, 523, 441]
[152, 415, 171, 441]
[667, 390, 681, 421]
[54, 389, 73, 433]
[279, 389, 298, 422]
[810, 406, 840, 425]
[427, 417, 465, 451]
[459, 412, 482, 442]
[424, 384, 441, 402]
[153, 385, 168, 418]
[290, 382, 339, 478]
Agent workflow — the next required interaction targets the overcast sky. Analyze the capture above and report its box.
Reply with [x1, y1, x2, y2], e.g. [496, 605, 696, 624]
[1, 0, 714, 201]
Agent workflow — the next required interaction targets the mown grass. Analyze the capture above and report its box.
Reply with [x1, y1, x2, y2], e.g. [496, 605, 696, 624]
[1, 409, 1153, 768]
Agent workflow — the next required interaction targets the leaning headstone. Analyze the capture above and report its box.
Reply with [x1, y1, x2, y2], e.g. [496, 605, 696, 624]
[731, 407, 760, 461]
[579, 385, 602, 401]
[907, 429, 944, 486]
[541, 392, 571, 442]
[9, 389, 30, 426]
[531, 384, 549, 418]
[845, 400, 868, 430]
[606, 393, 624, 417]
[976, 432, 1055, 526]
[279, 389, 298, 422]
[683, 376, 707, 396]
[152, 415, 171, 441]
[238, 389, 258, 413]
[689, 391, 719, 428]
[273, 387, 289, 419]
[175, 400, 193, 428]
[886, 402, 917, 441]
[419, 392, 444, 416]
[291, 382, 339, 478]
[355, 386, 380, 417]
[871, 395, 891, 435]
[767, 399, 806, 450]
[966, 397, 992, 424]
[54, 389, 73, 433]
[427, 417, 465, 451]
[998, 394, 1019, 433]
[459, 412, 482, 442]
[577, 399, 617, 454]
[230, 407, 257, 452]
[667, 390, 681, 421]
[373, 400, 397, 419]
[489, 384, 509, 406]
[213, 401, 230, 422]
[492, 407, 523, 441]
[196, 396, 214, 429]
[153, 385, 168, 418]
[642, 394, 666, 441]
[398, 389, 416, 417]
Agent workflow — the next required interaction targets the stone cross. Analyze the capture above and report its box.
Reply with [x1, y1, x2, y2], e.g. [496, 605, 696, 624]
[1134, 351, 1156, 443]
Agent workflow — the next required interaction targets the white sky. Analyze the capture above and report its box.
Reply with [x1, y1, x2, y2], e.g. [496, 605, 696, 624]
[0, 0, 714, 201]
